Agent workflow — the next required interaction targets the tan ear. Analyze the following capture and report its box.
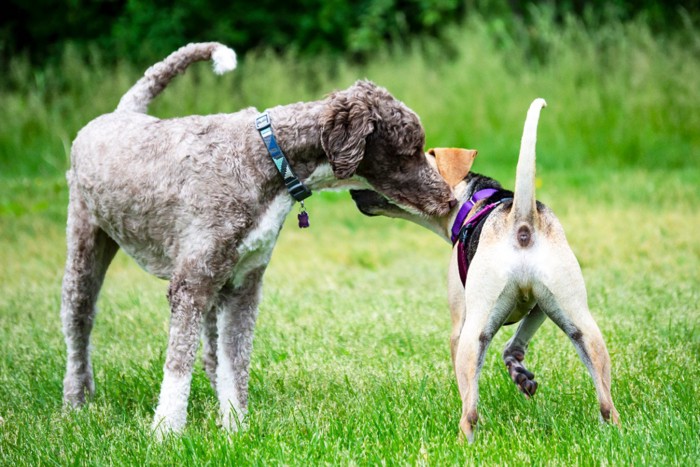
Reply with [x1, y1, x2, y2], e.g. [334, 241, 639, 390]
[429, 147, 478, 187]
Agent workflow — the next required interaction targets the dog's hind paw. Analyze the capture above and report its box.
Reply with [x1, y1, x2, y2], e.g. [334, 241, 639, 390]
[504, 350, 538, 397]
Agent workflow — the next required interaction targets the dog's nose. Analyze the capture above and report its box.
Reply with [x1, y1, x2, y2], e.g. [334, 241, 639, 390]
[448, 199, 458, 209]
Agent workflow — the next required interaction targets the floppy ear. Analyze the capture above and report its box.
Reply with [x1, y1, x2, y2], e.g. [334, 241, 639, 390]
[321, 93, 375, 179]
[429, 147, 478, 187]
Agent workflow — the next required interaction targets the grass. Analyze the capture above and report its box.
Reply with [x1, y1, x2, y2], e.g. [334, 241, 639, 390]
[1, 169, 699, 464]
[1, 13, 699, 465]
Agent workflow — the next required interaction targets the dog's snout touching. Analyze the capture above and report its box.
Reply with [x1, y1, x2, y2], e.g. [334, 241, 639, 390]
[448, 199, 458, 210]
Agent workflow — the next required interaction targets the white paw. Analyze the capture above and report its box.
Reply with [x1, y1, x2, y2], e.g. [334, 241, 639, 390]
[219, 405, 247, 433]
[151, 414, 185, 441]
[152, 370, 191, 440]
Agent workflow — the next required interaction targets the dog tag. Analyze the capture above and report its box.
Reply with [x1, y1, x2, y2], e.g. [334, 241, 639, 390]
[297, 202, 310, 228]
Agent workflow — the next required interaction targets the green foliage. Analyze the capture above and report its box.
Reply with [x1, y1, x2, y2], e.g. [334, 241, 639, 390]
[2, 0, 468, 64]
[2, 0, 698, 65]
[1, 14, 698, 180]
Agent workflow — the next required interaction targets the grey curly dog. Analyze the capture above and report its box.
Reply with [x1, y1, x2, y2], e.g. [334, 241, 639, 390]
[61, 42, 456, 437]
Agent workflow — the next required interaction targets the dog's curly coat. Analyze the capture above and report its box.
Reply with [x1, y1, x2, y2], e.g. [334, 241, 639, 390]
[61, 42, 455, 436]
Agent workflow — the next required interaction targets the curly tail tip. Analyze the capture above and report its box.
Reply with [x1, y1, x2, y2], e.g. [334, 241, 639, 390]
[116, 42, 237, 113]
[212, 45, 237, 75]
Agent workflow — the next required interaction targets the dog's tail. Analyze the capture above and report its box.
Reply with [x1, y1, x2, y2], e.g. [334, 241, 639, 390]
[510, 98, 547, 247]
[116, 42, 237, 114]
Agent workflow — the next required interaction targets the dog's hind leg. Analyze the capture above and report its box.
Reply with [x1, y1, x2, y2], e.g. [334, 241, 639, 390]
[502, 305, 546, 397]
[455, 272, 519, 443]
[61, 190, 119, 407]
[533, 247, 620, 426]
[214, 267, 265, 432]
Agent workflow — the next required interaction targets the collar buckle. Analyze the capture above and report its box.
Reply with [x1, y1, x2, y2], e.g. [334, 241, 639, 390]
[255, 113, 271, 130]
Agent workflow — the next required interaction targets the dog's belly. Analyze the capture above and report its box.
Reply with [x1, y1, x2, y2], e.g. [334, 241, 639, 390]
[118, 241, 175, 279]
[95, 214, 179, 279]
[504, 295, 537, 325]
[74, 178, 192, 280]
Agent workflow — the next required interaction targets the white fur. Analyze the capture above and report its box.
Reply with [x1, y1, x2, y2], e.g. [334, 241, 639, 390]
[212, 46, 237, 75]
[512, 98, 547, 222]
[232, 165, 370, 288]
[152, 370, 192, 437]
[232, 194, 294, 288]
[216, 312, 245, 431]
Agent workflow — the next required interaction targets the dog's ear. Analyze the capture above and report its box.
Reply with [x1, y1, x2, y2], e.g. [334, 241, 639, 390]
[321, 89, 376, 179]
[429, 148, 478, 187]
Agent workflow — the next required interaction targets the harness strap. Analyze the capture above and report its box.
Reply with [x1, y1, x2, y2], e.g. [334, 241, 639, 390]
[456, 197, 512, 286]
[451, 188, 498, 243]
[457, 240, 469, 287]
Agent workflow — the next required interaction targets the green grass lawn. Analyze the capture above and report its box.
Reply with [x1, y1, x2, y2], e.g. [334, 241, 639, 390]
[0, 167, 698, 464]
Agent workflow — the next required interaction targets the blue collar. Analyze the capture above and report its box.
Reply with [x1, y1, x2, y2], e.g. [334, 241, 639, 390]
[450, 188, 498, 244]
[255, 112, 312, 202]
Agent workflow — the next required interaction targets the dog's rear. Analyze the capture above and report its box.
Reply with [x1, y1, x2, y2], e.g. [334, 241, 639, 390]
[62, 43, 238, 411]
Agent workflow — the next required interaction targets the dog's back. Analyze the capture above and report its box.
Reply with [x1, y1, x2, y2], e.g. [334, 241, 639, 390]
[68, 44, 247, 279]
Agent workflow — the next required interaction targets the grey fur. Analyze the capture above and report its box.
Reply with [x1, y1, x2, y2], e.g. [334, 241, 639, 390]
[60, 42, 455, 436]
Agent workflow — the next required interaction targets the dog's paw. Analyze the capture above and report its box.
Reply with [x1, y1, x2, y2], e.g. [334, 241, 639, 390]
[504, 350, 538, 397]
[151, 416, 184, 442]
[218, 411, 247, 433]
[62, 373, 95, 408]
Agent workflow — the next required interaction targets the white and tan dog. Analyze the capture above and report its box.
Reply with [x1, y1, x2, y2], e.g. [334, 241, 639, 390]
[351, 99, 620, 442]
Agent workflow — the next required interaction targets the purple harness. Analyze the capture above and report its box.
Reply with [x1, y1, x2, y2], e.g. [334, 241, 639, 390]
[450, 189, 498, 244]
[452, 189, 512, 286]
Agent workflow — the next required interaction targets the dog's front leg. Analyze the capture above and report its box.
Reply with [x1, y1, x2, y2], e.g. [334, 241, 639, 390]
[447, 248, 466, 368]
[152, 270, 215, 438]
[502, 305, 546, 397]
[215, 267, 265, 432]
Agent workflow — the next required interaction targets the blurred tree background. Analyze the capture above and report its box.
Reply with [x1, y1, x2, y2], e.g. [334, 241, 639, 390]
[2, 0, 698, 65]
[1, 0, 698, 178]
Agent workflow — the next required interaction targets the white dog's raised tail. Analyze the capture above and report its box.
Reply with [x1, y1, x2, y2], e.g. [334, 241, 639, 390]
[117, 42, 237, 114]
[511, 98, 547, 234]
